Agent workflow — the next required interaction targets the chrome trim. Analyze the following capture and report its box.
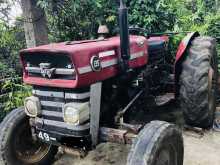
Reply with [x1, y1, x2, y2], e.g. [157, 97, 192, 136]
[78, 58, 118, 74]
[41, 110, 63, 118]
[77, 51, 145, 75]
[99, 50, 115, 58]
[50, 137, 57, 141]
[40, 101, 64, 108]
[130, 51, 144, 60]
[55, 68, 75, 75]
[101, 58, 118, 68]
[26, 67, 75, 75]
[35, 118, 90, 130]
[33, 90, 64, 98]
[26, 67, 41, 73]
[78, 66, 92, 74]
[65, 92, 90, 99]
[90, 82, 102, 146]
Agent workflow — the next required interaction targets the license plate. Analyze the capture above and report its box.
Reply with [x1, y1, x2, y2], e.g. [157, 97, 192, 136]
[38, 131, 56, 142]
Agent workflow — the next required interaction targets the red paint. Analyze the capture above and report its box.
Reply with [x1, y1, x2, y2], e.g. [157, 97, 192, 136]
[20, 35, 148, 88]
[23, 77, 77, 88]
[175, 32, 199, 64]
[175, 42, 186, 62]
[148, 36, 169, 42]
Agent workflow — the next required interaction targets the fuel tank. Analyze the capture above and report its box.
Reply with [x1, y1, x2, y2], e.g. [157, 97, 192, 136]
[20, 35, 148, 88]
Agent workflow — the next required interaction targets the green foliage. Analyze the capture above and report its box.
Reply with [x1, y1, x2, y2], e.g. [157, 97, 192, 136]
[0, 80, 31, 122]
[36, 0, 219, 51]
[205, 13, 220, 52]
[128, 0, 176, 33]
[0, 21, 25, 78]
[37, 0, 179, 41]
[0, 4, 26, 120]
[37, 0, 118, 41]
[171, 0, 220, 55]
[0, 77, 31, 112]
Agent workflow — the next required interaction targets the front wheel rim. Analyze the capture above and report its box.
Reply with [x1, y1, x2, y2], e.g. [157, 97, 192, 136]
[13, 119, 51, 164]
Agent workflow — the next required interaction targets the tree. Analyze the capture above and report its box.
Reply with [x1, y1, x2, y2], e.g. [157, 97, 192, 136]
[0, 20, 25, 78]
[37, 0, 118, 41]
[37, 0, 179, 41]
[128, 0, 176, 33]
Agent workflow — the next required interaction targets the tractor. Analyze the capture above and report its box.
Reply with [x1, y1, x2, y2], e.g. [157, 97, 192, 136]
[0, 0, 218, 165]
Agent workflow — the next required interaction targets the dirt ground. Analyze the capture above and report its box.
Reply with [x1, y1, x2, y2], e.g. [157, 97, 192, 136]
[54, 129, 220, 165]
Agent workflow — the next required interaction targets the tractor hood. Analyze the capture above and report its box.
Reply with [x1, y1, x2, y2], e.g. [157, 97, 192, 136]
[20, 35, 148, 88]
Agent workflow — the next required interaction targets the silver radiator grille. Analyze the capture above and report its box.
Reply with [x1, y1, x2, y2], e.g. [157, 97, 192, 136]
[33, 87, 90, 122]
[26, 67, 75, 79]
[22, 52, 75, 80]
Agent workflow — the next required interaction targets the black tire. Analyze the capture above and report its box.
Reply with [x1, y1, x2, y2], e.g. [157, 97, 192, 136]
[127, 121, 184, 165]
[0, 108, 58, 165]
[179, 37, 218, 128]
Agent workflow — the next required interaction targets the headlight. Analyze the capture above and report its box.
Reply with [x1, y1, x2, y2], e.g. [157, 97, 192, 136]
[24, 96, 41, 117]
[63, 102, 89, 125]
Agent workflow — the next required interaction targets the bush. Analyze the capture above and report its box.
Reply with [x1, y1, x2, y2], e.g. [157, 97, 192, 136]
[37, 0, 118, 41]
[0, 21, 25, 79]
[128, 0, 176, 33]
[0, 77, 31, 122]
[0, 20, 26, 121]
[36, 0, 219, 59]
[37, 0, 178, 41]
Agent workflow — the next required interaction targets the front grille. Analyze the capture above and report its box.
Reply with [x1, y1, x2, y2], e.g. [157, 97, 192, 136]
[22, 52, 75, 80]
[33, 86, 90, 130]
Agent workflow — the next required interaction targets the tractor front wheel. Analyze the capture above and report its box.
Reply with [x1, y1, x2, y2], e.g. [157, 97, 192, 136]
[0, 108, 58, 165]
[127, 121, 184, 165]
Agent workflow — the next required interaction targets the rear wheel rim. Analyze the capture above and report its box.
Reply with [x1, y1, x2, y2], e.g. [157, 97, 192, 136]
[13, 119, 51, 164]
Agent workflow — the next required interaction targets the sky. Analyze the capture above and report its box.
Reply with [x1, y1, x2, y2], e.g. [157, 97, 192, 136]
[9, 1, 22, 24]
[0, 1, 22, 25]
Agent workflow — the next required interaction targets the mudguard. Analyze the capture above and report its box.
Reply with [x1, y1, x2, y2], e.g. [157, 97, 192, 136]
[174, 32, 200, 95]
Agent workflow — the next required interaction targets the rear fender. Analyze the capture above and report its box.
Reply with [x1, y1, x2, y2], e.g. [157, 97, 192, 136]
[174, 32, 200, 96]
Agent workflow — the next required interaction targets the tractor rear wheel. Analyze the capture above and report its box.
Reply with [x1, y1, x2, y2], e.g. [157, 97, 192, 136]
[179, 37, 218, 128]
[0, 108, 58, 165]
[127, 121, 184, 165]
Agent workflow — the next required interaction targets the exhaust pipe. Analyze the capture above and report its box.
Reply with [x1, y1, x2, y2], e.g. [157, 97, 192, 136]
[119, 0, 130, 72]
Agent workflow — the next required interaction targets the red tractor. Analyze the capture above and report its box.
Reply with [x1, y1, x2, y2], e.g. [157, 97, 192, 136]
[0, 1, 218, 165]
